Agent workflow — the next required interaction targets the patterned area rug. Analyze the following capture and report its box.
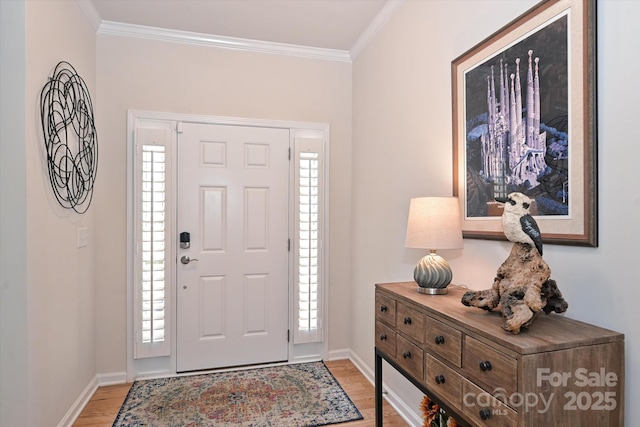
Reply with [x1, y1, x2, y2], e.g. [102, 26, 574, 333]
[112, 361, 363, 427]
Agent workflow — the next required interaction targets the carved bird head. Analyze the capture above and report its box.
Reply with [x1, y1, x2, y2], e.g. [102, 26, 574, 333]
[495, 192, 532, 217]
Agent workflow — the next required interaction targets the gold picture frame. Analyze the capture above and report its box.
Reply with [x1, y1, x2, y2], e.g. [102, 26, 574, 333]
[452, 0, 597, 247]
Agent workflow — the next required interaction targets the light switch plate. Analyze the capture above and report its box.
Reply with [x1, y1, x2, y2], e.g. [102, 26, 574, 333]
[77, 227, 88, 248]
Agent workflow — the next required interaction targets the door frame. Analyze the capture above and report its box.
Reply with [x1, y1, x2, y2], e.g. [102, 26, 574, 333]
[126, 110, 330, 380]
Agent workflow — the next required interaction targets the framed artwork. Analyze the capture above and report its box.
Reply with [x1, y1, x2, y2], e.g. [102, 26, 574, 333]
[452, 0, 597, 247]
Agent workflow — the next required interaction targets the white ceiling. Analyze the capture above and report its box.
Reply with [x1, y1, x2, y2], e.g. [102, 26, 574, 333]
[90, 0, 390, 52]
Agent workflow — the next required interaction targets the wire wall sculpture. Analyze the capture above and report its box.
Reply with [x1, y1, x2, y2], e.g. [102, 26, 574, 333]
[40, 61, 98, 214]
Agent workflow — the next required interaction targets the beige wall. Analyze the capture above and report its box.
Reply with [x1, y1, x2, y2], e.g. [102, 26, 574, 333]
[0, 0, 97, 425]
[94, 36, 354, 373]
[352, 0, 639, 423]
[27, 1, 98, 424]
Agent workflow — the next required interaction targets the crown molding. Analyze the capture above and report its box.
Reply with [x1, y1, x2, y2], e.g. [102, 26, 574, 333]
[81, 0, 402, 62]
[97, 21, 352, 62]
[75, 0, 101, 32]
[349, 0, 405, 60]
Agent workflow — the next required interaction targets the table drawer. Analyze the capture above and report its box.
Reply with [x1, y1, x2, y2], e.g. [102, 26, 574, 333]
[396, 303, 425, 344]
[396, 334, 424, 381]
[375, 292, 396, 326]
[464, 336, 517, 398]
[462, 380, 517, 427]
[375, 321, 396, 357]
[425, 317, 462, 367]
[424, 354, 462, 411]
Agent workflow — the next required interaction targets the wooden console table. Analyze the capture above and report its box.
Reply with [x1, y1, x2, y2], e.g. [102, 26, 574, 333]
[375, 282, 624, 426]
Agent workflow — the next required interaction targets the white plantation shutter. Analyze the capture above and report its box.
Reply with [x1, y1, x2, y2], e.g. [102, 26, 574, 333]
[134, 127, 172, 358]
[294, 137, 324, 344]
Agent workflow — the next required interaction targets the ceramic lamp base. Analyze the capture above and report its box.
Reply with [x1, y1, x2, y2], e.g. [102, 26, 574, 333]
[413, 251, 453, 295]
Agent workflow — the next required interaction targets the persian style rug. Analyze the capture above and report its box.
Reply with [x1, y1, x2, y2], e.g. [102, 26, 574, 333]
[112, 361, 363, 427]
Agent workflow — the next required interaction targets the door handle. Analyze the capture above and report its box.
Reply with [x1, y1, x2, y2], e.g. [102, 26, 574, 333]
[180, 255, 199, 265]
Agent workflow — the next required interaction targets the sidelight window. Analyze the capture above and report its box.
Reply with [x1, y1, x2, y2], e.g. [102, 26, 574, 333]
[294, 138, 324, 344]
[133, 127, 172, 359]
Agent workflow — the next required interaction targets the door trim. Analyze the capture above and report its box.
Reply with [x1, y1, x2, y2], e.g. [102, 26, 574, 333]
[126, 110, 330, 381]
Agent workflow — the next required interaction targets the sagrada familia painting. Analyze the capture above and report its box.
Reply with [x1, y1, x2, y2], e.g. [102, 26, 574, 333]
[464, 15, 569, 218]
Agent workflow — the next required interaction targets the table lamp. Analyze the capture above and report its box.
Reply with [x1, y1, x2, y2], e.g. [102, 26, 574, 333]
[405, 197, 463, 294]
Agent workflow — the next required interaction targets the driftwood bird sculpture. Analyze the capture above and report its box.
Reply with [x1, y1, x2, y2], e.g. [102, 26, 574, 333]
[461, 192, 567, 333]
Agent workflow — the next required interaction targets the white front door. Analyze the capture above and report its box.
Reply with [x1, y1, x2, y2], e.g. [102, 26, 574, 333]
[176, 123, 290, 372]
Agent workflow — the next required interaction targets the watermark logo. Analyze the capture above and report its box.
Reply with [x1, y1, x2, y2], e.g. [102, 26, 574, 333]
[463, 387, 553, 414]
[462, 367, 619, 414]
[537, 367, 618, 388]
[537, 368, 618, 412]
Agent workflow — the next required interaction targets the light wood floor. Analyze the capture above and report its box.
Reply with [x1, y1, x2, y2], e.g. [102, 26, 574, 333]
[73, 359, 410, 426]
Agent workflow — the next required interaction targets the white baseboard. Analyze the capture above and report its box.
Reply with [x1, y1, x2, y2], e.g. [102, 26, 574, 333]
[57, 376, 99, 427]
[345, 350, 373, 380]
[97, 371, 128, 386]
[346, 350, 422, 427]
[326, 348, 350, 360]
[57, 372, 128, 427]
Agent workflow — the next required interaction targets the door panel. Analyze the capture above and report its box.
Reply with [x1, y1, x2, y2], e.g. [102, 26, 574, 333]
[176, 123, 290, 372]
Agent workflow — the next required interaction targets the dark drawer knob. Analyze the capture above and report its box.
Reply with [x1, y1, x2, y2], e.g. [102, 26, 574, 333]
[479, 360, 492, 371]
[402, 351, 411, 359]
[479, 408, 493, 420]
[435, 375, 445, 385]
[380, 334, 387, 341]
[403, 317, 412, 325]
[434, 335, 445, 345]
[379, 305, 388, 312]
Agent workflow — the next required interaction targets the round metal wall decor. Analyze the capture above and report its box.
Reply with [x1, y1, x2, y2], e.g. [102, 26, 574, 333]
[40, 61, 98, 214]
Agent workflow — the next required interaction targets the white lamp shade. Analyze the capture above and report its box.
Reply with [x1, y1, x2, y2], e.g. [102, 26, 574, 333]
[405, 197, 463, 250]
